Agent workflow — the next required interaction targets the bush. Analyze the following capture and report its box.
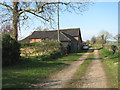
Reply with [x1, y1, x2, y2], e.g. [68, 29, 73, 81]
[20, 42, 38, 48]
[111, 45, 117, 54]
[2, 34, 21, 66]
[40, 50, 62, 61]
[40, 54, 50, 61]
[49, 50, 61, 59]
[20, 40, 66, 57]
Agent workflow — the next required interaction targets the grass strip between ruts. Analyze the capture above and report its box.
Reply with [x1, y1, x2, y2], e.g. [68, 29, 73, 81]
[65, 49, 94, 88]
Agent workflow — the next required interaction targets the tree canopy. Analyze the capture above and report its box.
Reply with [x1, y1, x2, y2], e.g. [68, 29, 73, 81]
[98, 30, 112, 43]
[0, 1, 91, 40]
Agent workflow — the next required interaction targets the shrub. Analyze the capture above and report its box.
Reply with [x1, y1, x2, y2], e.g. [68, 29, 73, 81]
[50, 50, 61, 59]
[40, 50, 62, 61]
[100, 48, 111, 58]
[40, 53, 50, 61]
[20, 42, 38, 48]
[20, 40, 65, 57]
[2, 34, 21, 66]
[111, 45, 117, 54]
[20, 42, 30, 48]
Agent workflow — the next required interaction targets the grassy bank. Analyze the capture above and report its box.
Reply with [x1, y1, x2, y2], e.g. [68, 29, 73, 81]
[65, 49, 94, 88]
[100, 48, 118, 88]
[3, 50, 88, 88]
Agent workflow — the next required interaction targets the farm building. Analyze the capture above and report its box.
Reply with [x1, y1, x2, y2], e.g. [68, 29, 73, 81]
[20, 28, 83, 52]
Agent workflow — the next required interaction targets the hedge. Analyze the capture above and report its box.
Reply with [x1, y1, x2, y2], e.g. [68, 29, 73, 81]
[40, 50, 62, 61]
[2, 34, 21, 66]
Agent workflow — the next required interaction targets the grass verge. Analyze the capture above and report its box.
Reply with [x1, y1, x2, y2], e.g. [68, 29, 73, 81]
[100, 48, 118, 88]
[65, 49, 94, 88]
[3, 50, 88, 88]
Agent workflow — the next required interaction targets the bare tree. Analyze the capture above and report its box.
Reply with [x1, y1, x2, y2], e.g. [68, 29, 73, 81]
[43, 28, 49, 31]
[35, 26, 49, 31]
[0, 1, 91, 40]
[86, 40, 90, 45]
[114, 34, 120, 43]
[114, 34, 120, 40]
[35, 26, 43, 31]
[91, 36, 96, 44]
[98, 30, 112, 43]
[0, 22, 12, 35]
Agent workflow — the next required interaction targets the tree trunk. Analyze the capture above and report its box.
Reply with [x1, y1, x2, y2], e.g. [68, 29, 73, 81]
[13, 2, 19, 40]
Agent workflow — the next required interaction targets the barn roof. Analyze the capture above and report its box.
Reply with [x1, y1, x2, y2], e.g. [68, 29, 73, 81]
[20, 28, 82, 43]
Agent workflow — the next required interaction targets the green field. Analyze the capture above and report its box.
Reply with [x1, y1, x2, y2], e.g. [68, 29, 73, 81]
[2, 50, 88, 88]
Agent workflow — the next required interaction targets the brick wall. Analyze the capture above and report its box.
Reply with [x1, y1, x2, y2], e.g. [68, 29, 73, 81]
[30, 39, 41, 43]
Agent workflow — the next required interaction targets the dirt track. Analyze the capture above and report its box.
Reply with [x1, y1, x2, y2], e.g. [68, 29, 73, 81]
[31, 50, 91, 88]
[78, 49, 109, 88]
[31, 49, 109, 88]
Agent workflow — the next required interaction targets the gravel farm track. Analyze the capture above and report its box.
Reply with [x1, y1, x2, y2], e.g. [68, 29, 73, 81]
[30, 48, 109, 88]
[78, 49, 109, 88]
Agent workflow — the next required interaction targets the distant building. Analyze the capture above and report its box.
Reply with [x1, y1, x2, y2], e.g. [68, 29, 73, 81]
[20, 28, 83, 52]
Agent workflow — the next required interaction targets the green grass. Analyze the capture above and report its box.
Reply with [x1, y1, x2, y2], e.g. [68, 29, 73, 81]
[91, 44, 102, 49]
[95, 45, 102, 49]
[65, 50, 94, 88]
[2, 50, 88, 88]
[100, 48, 119, 88]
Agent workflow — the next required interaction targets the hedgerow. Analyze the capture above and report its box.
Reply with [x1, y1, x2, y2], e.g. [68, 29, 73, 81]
[20, 40, 66, 57]
[2, 34, 21, 66]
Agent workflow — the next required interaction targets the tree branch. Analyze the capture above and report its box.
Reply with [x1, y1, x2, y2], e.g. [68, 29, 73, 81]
[19, 2, 70, 15]
[1, 19, 12, 23]
[41, 2, 70, 7]
[24, 11, 49, 22]
[19, 9, 44, 15]
[0, 3, 13, 11]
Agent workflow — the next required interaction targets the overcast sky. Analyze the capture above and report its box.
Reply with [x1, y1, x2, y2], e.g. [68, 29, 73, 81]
[19, 2, 118, 41]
